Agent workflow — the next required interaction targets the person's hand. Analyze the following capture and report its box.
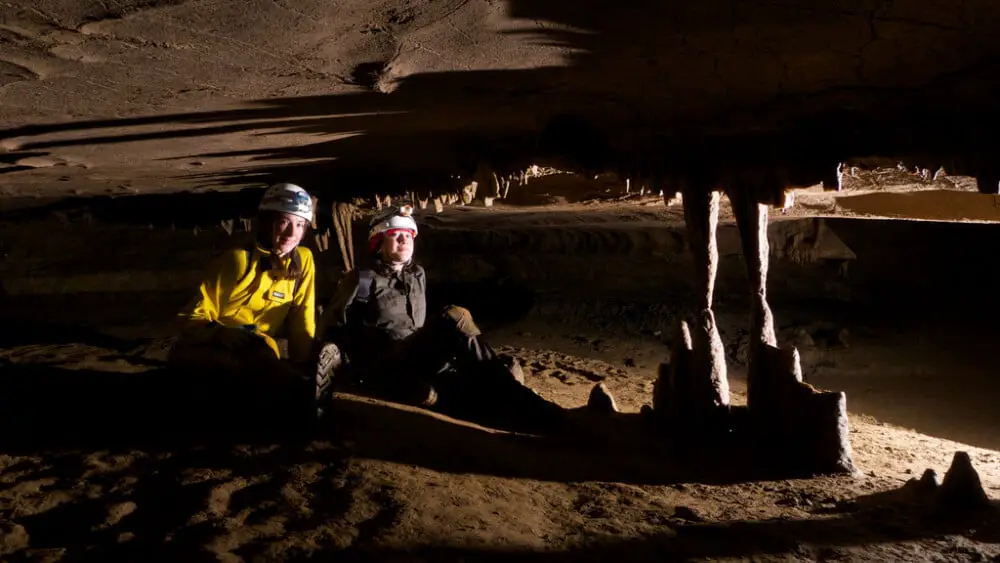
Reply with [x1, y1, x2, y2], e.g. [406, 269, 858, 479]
[213, 325, 261, 350]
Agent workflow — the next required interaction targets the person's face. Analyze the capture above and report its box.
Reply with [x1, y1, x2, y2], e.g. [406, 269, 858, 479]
[272, 212, 308, 256]
[380, 229, 415, 263]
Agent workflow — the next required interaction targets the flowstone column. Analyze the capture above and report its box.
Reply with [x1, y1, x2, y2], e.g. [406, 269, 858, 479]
[727, 186, 776, 411]
[727, 176, 856, 475]
[679, 183, 730, 412]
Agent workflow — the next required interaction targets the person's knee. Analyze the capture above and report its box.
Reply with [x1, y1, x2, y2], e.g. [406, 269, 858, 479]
[440, 305, 481, 337]
[168, 332, 277, 375]
[167, 340, 240, 375]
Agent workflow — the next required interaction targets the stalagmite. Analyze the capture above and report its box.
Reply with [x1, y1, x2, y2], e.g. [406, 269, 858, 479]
[653, 320, 695, 421]
[749, 344, 855, 474]
[727, 186, 777, 409]
[835, 163, 847, 191]
[314, 228, 330, 253]
[587, 382, 619, 413]
[920, 468, 941, 488]
[936, 451, 991, 511]
[332, 202, 356, 272]
[778, 189, 795, 212]
[651, 166, 855, 476]
[903, 451, 994, 516]
[650, 181, 731, 432]
[220, 219, 234, 235]
[474, 161, 502, 200]
[680, 183, 729, 409]
[726, 174, 855, 475]
[461, 181, 477, 205]
[432, 196, 444, 213]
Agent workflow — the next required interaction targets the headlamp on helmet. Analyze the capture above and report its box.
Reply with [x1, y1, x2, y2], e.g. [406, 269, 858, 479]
[259, 183, 314, 223]
[368, 205, 419, 253]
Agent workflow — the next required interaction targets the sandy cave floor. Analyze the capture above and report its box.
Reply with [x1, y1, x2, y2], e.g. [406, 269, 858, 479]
[2, 197, 1000, 561]
[3, 317, 1000, 561]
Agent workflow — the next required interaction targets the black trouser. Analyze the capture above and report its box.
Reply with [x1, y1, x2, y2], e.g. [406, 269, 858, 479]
[353, 306, 565, 433]
[167, 331, 316, 426]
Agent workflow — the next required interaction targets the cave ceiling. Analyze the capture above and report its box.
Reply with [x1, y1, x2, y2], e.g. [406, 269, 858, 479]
[1, 0, 1000, 200]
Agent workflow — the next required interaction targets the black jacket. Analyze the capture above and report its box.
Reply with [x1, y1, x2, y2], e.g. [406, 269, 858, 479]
[321, 260, 427, 352]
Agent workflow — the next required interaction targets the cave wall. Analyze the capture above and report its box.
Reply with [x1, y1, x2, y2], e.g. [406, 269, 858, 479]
[2, 208, 997, 339]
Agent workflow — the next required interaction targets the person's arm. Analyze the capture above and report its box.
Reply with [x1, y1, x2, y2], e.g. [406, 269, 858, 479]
[177, 249, 247, 341]
[318, 269, 365, 337]
[286, 248, 317, 364]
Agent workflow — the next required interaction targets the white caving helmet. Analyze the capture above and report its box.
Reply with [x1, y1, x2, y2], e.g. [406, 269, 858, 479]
[368, 204, 418, 253]
[259, 183, 314, 223]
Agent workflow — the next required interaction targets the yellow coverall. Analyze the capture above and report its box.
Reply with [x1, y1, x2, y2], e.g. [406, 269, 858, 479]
[173, 244, 316, 367]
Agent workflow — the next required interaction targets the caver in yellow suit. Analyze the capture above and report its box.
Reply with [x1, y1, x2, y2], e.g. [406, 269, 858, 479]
[179, 243, 316, 363]
[168, 183, 340, 422]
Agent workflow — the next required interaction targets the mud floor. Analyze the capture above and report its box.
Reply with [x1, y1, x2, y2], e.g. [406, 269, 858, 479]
[2, 196, 1000, 562]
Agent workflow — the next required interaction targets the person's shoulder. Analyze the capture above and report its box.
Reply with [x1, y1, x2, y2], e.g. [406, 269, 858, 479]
[295, 246, 315, 266]
[407, 263, 426, 278]
[214, 245, 253, 272]
[336, 268, 367, 291]
[218, 245, 251, 260]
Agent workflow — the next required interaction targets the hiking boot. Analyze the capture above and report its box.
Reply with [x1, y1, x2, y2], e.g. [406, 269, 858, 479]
[394, 379, 438, 407]
[419, 383, 439, 407]
[497, 354, 525, 385]
[471, 361, 566, 434]
[314, 342, 342, 419]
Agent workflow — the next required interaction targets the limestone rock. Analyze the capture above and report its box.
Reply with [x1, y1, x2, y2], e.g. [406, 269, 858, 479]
[920, 468, 941, 489]
[902, 468, 940, 496]
[936, 451, 991, 511]
[587, 382, 619, 414]
[0, 523, 29, 555]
